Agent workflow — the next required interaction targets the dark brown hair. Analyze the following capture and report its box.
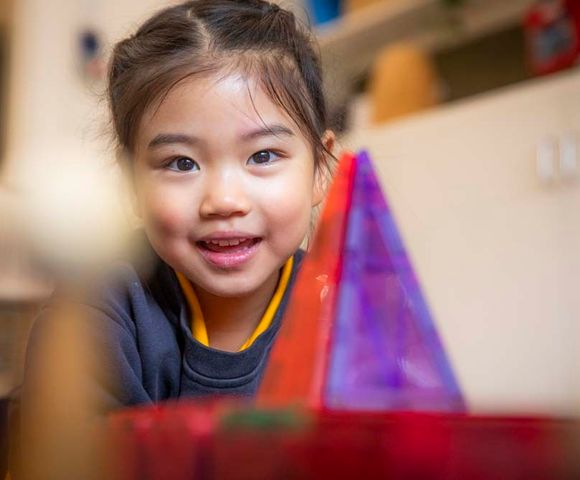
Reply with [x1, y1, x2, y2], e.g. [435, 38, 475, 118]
[108, 0, 331, 170]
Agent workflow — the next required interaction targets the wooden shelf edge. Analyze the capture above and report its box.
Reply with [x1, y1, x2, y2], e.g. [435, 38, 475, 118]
[318, 0, 534, 51]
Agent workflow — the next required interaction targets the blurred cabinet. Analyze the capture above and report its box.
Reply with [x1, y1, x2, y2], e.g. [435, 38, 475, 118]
[0, 302, 37, 396]
[0, 0, 13, 26]
[0, 0, 13, 162]
[346, 68, 580, 414]
[319, 0, 535, 114]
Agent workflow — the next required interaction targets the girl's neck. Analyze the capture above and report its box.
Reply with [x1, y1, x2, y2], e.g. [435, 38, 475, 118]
[193, 271, 280, 352]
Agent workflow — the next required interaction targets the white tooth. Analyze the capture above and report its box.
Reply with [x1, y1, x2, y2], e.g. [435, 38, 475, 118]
[204, 238, 247, 246]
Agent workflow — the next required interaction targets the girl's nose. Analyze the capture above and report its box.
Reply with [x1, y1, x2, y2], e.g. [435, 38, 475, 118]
[199, 170, 251, 218]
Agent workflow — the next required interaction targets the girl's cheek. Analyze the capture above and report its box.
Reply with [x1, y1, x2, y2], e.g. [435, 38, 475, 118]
[270, 163, 314, 208]
[140, 186, 194, 236]
[259, 170, 313, 234]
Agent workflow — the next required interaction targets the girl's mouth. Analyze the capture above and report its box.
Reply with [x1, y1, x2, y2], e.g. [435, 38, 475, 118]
[196, 237, 262, 269]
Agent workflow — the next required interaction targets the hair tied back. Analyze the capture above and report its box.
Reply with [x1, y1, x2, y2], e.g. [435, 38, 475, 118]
[268, 2, 280, 13]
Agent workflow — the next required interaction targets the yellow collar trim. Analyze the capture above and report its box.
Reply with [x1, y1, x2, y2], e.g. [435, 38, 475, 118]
[176, 271, 208, 346]
[176, 256, 294, 352]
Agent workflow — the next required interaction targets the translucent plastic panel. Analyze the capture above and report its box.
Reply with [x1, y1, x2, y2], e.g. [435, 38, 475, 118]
[257, 153, 356, 408]
[326, 151, 464, 411]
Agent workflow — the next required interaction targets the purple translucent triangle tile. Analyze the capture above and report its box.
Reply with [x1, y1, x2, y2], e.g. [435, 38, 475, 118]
[325, 150, 465, 412]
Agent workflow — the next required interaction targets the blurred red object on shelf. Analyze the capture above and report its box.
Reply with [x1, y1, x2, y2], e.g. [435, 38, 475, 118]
[525, 0, 580, 75]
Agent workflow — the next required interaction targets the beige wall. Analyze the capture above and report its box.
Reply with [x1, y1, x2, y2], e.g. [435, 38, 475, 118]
[3, 0, 177, 179]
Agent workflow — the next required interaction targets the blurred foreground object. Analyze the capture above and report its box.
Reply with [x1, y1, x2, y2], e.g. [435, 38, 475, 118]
[0, 186, 51, 480]
[369, 43, 440, 125]
[20, 301, 107, 480]
[108, 401, 580, 479]
[4, 149, 132, 479]
[525, 0, 580, 75]
[14, 149, 131, 277]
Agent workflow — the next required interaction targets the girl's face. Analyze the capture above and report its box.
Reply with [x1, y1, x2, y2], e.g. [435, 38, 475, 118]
[132, 73, 327, 298]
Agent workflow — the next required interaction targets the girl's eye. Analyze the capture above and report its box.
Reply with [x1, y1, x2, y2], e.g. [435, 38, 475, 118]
[247, 150, 278, 166]
[166, 157, 199, 172]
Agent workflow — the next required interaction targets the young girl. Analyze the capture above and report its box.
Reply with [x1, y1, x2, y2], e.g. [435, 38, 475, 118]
[33, 0, 335, 410]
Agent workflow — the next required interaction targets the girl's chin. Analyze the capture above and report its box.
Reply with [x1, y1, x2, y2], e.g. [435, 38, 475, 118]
[197, 279, 265, 298]
[190, 263, 280, 299]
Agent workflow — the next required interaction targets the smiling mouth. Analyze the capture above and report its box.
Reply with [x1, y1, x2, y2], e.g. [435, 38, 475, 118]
[195, 237, 262, 269]
[197, 237, 261, 253]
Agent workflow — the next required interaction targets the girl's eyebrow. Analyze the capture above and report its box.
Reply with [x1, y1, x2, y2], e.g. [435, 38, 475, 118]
[148, 133, 196, 149]
[240, 124, 294, 141]
[148, 124, 294, 149]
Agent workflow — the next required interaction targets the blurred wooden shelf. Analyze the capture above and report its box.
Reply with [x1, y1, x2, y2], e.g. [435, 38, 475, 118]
[317, 0, 535, 107]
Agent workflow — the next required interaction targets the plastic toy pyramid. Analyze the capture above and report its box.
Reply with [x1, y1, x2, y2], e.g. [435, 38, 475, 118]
[258, 151, 464, 412]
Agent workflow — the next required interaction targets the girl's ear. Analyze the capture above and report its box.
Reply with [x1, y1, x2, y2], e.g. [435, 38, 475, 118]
[311, 129, 336, 207]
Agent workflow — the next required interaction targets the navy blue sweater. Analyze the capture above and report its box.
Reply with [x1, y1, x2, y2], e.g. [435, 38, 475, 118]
[26, 248, 305, 411]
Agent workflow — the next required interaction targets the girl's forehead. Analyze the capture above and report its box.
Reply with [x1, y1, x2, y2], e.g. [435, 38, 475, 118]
[137, 72, 297, 143]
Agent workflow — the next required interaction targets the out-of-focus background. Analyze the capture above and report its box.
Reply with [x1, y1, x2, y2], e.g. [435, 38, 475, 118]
[0, 0, 579, 415]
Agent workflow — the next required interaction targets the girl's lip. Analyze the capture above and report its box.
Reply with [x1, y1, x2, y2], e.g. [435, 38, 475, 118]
[195, 237, 261, 269]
